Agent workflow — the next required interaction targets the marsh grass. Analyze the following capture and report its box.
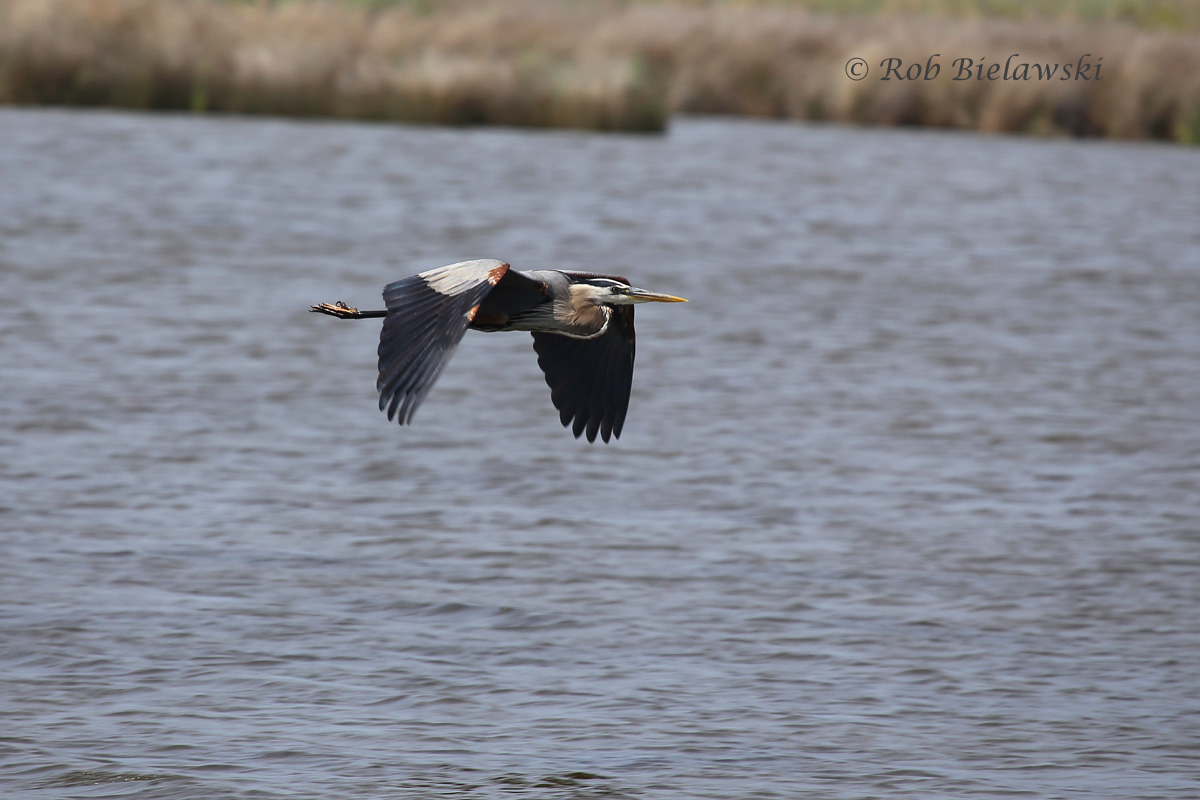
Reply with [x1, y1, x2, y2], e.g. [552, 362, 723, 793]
[0, 0, 671, 131]
[1, 0, 1198, 141]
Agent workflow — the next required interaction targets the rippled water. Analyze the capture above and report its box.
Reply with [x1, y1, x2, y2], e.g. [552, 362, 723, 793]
[2, 108, 1198, 799]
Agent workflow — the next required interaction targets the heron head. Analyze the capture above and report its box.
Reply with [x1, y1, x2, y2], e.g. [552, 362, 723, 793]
[601, 284, 688, 306]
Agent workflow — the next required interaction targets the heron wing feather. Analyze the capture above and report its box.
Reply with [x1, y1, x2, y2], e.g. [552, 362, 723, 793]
[531, 305, 635, 443]
[377, 259, 509, 425]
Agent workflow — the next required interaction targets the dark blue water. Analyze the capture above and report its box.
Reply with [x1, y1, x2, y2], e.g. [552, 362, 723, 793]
[2, 108, 1198, 799]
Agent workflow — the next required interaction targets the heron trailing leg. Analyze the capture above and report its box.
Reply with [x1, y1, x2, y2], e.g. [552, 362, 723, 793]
[310, 301, 388, 319]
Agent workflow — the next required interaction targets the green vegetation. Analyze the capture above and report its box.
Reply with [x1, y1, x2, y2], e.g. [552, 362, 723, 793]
[259, 0, 1200, 32]
[730, 0, 1200, 31]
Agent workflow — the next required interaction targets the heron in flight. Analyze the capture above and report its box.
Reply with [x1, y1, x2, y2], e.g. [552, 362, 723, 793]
[310, 259, 686, 443]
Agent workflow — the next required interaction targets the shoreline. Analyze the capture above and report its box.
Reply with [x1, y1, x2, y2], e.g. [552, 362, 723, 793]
[1, 0, 1197, 143]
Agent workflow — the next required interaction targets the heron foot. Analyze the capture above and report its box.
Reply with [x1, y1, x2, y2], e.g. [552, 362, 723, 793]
[310, 301, 360, 319]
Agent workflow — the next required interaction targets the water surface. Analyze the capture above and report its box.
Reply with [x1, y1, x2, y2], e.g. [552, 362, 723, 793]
[1, 109, 1198, 798]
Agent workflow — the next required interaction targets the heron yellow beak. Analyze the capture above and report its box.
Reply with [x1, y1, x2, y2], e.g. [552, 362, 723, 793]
[628, 288, 688, 303]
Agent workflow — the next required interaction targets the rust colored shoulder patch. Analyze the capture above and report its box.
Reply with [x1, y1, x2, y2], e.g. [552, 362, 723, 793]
[488, 262, 511, 285]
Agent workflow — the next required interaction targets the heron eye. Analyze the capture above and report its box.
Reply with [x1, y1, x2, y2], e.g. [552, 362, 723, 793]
[611, 286, 627, 294]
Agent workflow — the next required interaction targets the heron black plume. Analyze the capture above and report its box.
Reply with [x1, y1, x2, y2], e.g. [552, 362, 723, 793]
[310, 259, 686, 442]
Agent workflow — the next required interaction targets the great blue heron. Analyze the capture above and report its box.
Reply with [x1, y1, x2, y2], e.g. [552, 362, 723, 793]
[310, 259, 686, 443]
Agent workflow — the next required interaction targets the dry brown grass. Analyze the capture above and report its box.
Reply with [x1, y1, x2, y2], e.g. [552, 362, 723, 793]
[2, 0, 1198, 141]
[0, 0, 670, 130]
[607, 4, 1200, 141]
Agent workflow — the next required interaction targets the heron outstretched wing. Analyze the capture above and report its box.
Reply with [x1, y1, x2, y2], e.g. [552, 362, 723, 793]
[532, 304, 635, 443]
[377, 259, 511, 425]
